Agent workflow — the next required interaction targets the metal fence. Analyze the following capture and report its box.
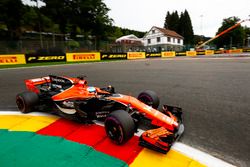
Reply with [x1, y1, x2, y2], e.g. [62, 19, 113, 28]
[0, 40, 100, 54]
[2, 39, 247, 55]
[0, 39, 185, 54]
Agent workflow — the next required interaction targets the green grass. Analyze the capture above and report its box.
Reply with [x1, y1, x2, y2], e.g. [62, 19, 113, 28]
[0, 60, 124, 69]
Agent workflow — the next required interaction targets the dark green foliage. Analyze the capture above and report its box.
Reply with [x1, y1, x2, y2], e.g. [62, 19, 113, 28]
[21, 5, 55, 33]
[164, 10, 194, 45]
[119, 27, 145, 38]
[179, 10, 194, 45]
[105, 26, 145, 42]
[0, 0, 148, 53]
[40, 0, 113, 40]
[164, 11, 179, 31]
[243, 26, 250, 46]
[194, 35, 210, 46]
[214, 17, 245, 48]
[0, 0, 23, 40]
[164, 11, 171, 29]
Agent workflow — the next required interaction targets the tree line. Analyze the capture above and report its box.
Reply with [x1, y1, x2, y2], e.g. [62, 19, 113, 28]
[164, 10, 250, 49]
[164, 10, 194, 45]
[0, 0, 144, 42]
[0, 0, 249, 50]
[214, 16, 249, 49]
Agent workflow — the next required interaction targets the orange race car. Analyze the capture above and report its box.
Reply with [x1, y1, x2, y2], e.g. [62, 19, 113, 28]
[16, 75, 184, 153]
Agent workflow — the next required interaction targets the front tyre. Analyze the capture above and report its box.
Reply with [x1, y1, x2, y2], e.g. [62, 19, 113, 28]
[138, 90, 160, 109]
[104, 110, 135, 144]
[16, 91, 39, 113]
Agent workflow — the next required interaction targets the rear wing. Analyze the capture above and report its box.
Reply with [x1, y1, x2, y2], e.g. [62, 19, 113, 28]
[25, 75, 75, 93]
[49, 75, 73, 90]
[25, 77, 50, 93]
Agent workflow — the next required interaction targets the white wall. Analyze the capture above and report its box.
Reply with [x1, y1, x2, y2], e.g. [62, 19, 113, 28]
[143, 27, 183, 46]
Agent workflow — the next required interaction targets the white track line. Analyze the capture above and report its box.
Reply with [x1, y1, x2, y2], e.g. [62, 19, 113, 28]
[172, 143, 235, 167]
[0, 111, 58, 117]
[0, 111, 235, 167]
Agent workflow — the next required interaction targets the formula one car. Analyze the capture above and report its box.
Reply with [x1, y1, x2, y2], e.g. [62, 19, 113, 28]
[16, 75, 184, 153]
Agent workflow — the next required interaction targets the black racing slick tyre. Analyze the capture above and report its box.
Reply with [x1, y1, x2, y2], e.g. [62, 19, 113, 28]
[104, 110, 135, 145]
[138, 90, 160, 109]
[16, 91, 39, 113]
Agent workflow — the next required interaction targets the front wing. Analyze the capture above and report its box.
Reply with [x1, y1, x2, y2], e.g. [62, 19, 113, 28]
[139, 106, 184, 154]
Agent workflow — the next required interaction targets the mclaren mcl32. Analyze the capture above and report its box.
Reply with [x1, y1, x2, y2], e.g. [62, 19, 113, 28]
[16, 75, 184, 153]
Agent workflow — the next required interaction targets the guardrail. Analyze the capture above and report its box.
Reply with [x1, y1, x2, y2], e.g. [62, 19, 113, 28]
[1, 49, 250, 65]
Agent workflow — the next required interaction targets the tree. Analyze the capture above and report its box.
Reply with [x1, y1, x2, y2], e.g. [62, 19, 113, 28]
[106, 26, 123, 41]
[40, 0, 71, 34]
[88, 0, 113, 40]
[243, 26, 250, 47]
[40, 0, 113, 40]
[21, 5, 55, 32]
[21, 6, 38, 31]
[178, 10, 194, 45]
[0, 0, 23, 40]
[214, 17, 244, 48]
[164, 10, 194, 45]
[164, 11, 179, 31]
[164, 11, 171, 29]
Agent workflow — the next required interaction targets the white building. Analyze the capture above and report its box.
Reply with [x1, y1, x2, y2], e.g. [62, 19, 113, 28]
[143, 26, 184, 52]
[112, 34, 144, 52]
[115, 34, 143, 44]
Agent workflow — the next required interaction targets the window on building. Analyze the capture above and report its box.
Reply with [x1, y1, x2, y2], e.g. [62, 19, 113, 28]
[152, 30, 155, 34]
[167, 37, 171, 42]
[177, 39, 181, 44]
[148, 39, 151, 44]
[157, 37, 161, 42]
[173, 38, 176, 43]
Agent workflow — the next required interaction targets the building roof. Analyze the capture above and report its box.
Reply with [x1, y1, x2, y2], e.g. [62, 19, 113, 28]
[115, 34, 143, 43]
[151, 26, 184, 39]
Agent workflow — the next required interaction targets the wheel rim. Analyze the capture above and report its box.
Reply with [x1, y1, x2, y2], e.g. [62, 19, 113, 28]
[139, 95, 153, 106]
[105, 118, 123, 144]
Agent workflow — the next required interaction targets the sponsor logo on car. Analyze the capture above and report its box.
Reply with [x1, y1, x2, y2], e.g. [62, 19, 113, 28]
[51, 77, 66, 83]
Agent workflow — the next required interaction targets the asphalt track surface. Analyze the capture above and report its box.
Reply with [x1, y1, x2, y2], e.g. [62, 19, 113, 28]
[0, 56, 250, 166]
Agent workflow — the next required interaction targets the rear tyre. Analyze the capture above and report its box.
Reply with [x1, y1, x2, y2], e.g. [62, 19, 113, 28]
[16, 91, 39, 113]
[104, 110, 135, 144]
[138, 90, 160, 109]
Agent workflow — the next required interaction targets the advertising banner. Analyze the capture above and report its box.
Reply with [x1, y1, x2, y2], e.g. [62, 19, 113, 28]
[205, 50, 214, 55]
[66, 52, 101, 62]
[146, 53, 161, 58]
[101, 53, 127, 60]
[186, 51, 197, 56]
[196, 51, 205, 55]
[214, 50, 223, 54]
[176, 52, 186, 56]
[25, 55, 66, 63]
[0, 54, 26, 65]
[243, 49, 250, 52]
[127, 52, 146, 60]
[228, 49, 243, 54]
[161, 51, 176, 58]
